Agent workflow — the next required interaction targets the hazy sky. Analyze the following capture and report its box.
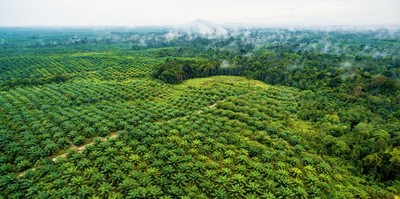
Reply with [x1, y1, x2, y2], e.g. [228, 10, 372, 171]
[0, 0, 399, 27]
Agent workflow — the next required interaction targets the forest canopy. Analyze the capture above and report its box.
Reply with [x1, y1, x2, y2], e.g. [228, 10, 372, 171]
[152, 58, 221, 83]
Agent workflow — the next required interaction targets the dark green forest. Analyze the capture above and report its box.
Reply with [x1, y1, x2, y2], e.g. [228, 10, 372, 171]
[0, 26, 399, 198]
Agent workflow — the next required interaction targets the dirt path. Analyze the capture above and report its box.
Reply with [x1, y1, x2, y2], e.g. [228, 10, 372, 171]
[18, 100, 220, 178]
[209, 102, 220, 109]
[52, 132, 119, 162]
[18, 132, 119, 178]
[18, 100, 222, 178]
[197, 100, 223, 114]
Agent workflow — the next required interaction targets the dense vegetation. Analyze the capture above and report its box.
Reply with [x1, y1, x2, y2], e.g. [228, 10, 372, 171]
[0, 26, 399, 198]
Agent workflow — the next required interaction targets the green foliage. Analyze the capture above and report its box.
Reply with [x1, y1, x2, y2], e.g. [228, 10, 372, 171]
[153, 58, 220, 83]
[0, 27, 399, 198]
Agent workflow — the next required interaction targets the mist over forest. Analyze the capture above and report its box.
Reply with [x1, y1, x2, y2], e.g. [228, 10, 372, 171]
[0, 18, 400, 198]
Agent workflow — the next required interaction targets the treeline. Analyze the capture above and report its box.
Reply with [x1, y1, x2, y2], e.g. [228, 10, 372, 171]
[152, 58, 221, 83]
[0, 74, 71, 90]
[153, 50, 399, 97]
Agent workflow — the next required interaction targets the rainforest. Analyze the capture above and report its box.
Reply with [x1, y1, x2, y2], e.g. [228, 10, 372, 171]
[0, 24, 400, 198]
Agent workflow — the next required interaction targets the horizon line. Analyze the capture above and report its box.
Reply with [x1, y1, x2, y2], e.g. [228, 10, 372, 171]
[0, 24, 399, 30]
